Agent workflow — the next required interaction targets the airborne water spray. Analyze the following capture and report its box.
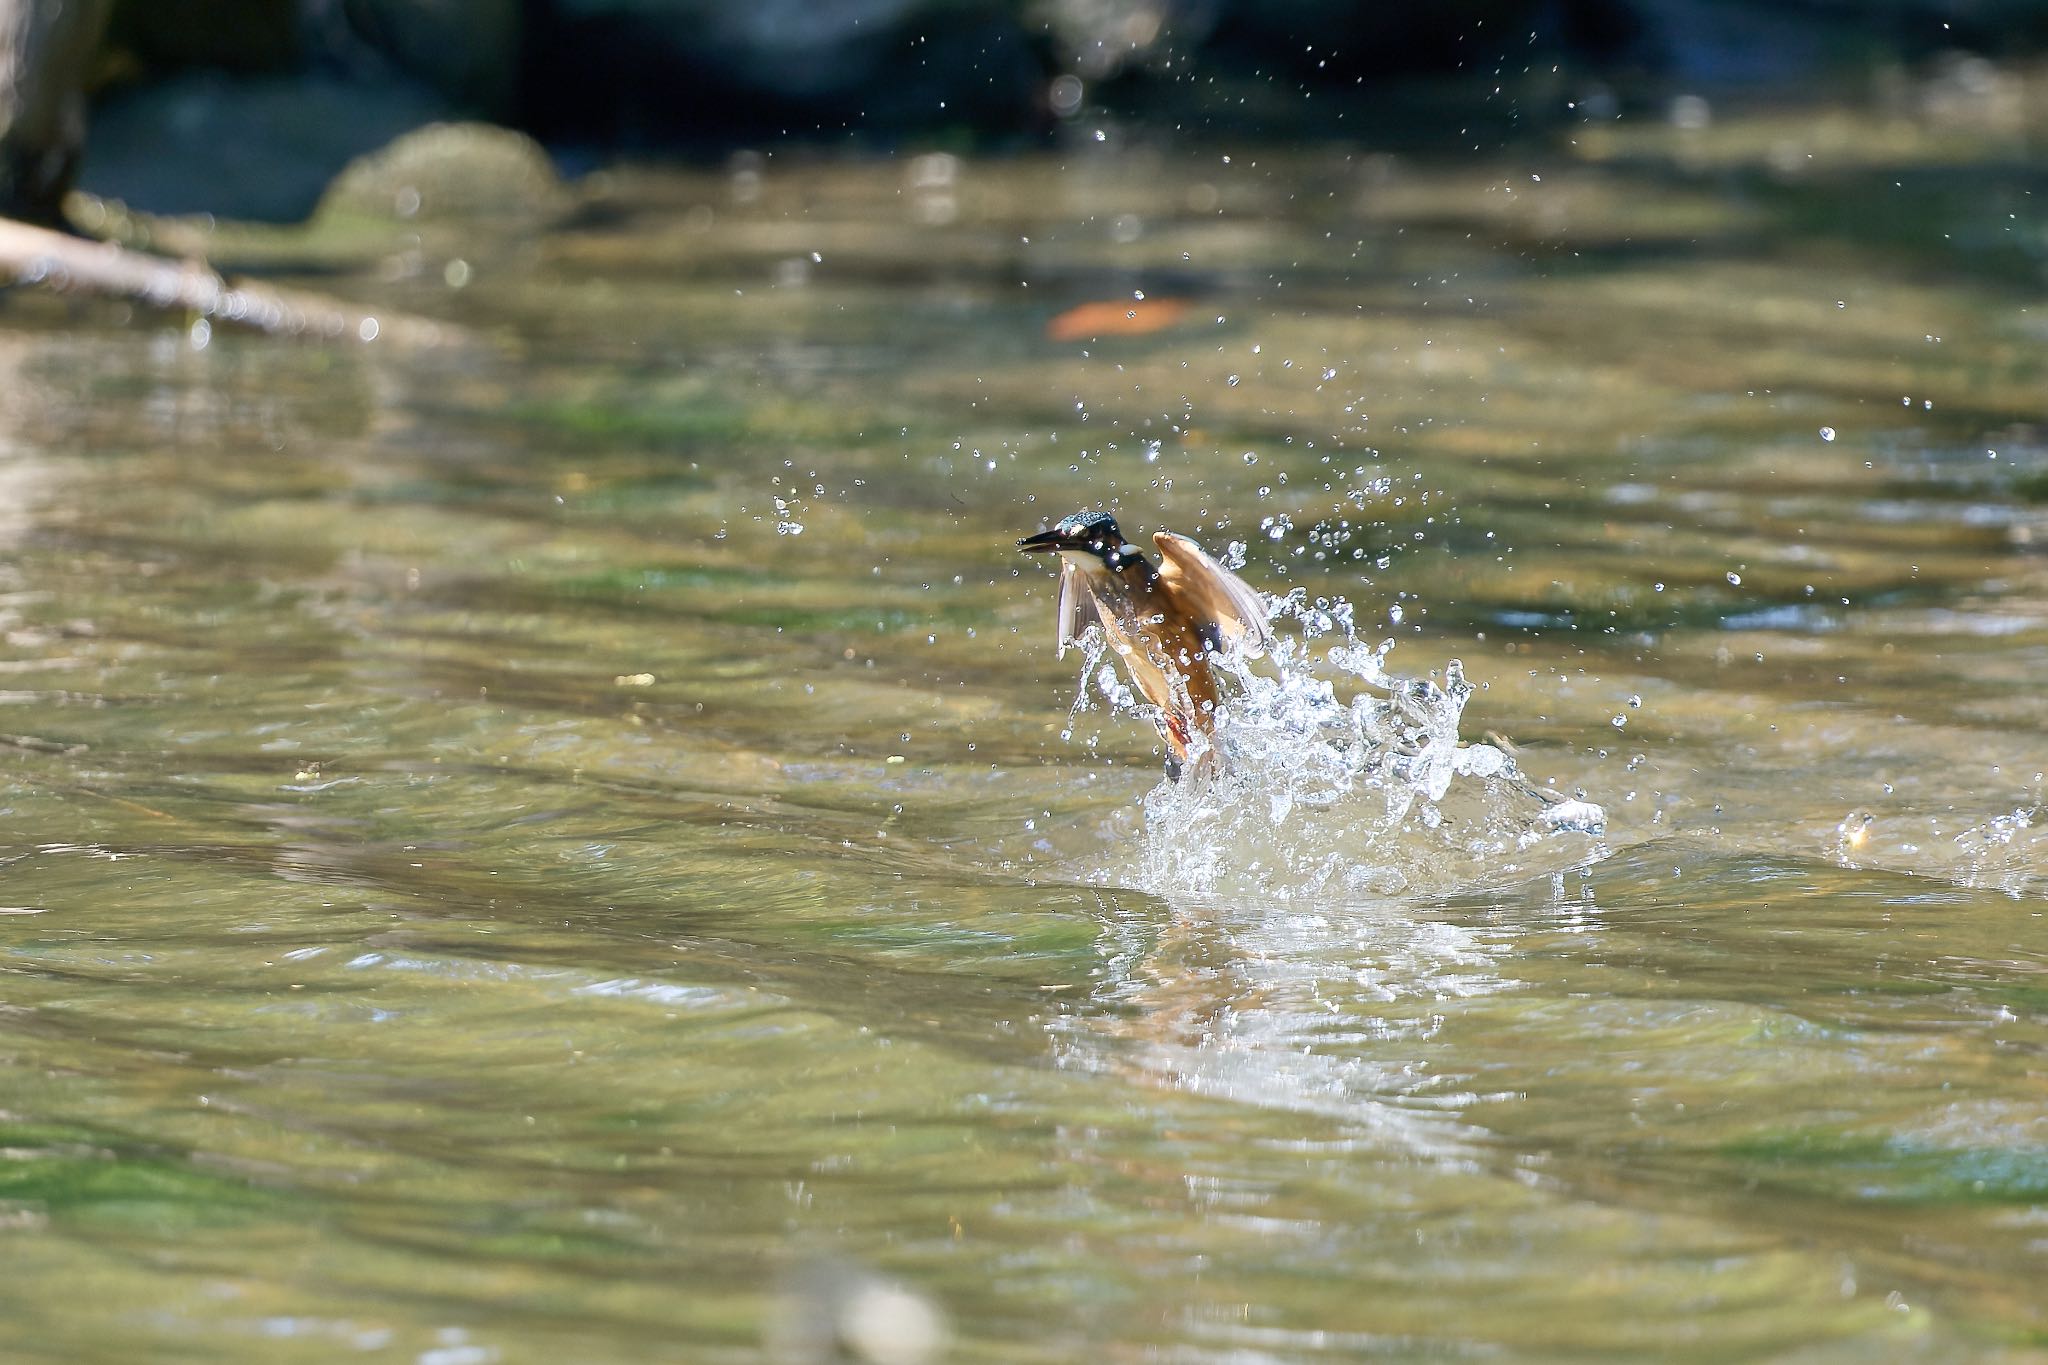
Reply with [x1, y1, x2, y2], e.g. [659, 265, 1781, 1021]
[1088, 590, 1607, 901]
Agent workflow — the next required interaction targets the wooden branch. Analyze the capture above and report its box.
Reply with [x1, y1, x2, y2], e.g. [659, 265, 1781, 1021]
[0, 215, 451, 342]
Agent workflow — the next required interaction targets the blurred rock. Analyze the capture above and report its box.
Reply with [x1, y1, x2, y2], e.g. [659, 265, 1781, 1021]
[525, 0, 1047, 144]
[104, 0, 518, 110]
[335, 0, 522, 115]
[0, 0, 116, 223]
[765, 1258, 946, 1365]
[80, 71, 453, 221]
[103, 0, 298, 75]
[60, 0, 2048, 230]
[1914, 50, 2030, 133]
[1207, 0, 1603, 77]
[318, 120, 563, 226]
[1613, 0, 2048, 84]
[1036, 0, 1222, 80]
[79, 1, 526, 223]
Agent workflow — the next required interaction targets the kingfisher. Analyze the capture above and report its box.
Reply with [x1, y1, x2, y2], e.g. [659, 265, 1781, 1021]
[1019, 511, 1274, 768]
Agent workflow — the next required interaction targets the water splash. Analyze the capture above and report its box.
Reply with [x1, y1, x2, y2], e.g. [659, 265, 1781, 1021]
[1950, 804, 2048, 893]
[1828, 808, 1876, 864]
[1817, 802, 2048, 895]
[1083, 592, 1606, 901]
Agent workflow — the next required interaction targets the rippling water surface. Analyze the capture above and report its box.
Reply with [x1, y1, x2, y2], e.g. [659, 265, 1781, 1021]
[4, 95, 2047, 1361]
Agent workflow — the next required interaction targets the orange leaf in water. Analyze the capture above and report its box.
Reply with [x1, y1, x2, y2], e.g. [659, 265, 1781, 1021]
[1045, 297, 1191, 342]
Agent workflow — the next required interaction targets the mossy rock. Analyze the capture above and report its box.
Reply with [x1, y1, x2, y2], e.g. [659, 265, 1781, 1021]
[317, 121, 566, 227]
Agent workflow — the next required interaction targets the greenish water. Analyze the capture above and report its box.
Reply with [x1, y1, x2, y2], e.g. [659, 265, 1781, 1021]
[4, 96, 2048, 1361]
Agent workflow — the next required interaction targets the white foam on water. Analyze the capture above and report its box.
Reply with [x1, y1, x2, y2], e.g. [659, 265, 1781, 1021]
[1077, 591, 1608, 901]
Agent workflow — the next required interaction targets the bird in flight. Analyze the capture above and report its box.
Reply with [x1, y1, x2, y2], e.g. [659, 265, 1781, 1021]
[1019, 510, 1274, 771]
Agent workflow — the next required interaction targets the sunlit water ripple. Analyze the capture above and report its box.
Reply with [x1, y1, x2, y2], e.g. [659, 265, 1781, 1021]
[3, 116, 2047, 1360]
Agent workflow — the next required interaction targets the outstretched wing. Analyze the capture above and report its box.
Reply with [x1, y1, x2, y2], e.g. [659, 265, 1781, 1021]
[1054, 558, 1104, 657]
[1153, 530, 1275, 659]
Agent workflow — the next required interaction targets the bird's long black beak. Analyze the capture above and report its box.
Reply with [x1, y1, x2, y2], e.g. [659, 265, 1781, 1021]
[1017, 529, 1063, 552]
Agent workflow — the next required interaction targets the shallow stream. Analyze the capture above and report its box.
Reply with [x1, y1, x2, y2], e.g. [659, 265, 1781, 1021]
[3, 95, 2046, 1360]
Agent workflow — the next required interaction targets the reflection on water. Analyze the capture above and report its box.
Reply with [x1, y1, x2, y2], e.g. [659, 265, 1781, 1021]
[1068, 884, 1529, 1154]
[3, 87, 2048, 1360]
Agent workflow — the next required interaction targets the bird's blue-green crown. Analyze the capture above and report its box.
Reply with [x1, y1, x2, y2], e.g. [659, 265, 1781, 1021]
[1056, 511, 1120, 541]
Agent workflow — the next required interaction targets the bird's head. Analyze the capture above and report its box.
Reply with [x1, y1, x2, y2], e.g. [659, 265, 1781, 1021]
[1018, 511, 1145, 571]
